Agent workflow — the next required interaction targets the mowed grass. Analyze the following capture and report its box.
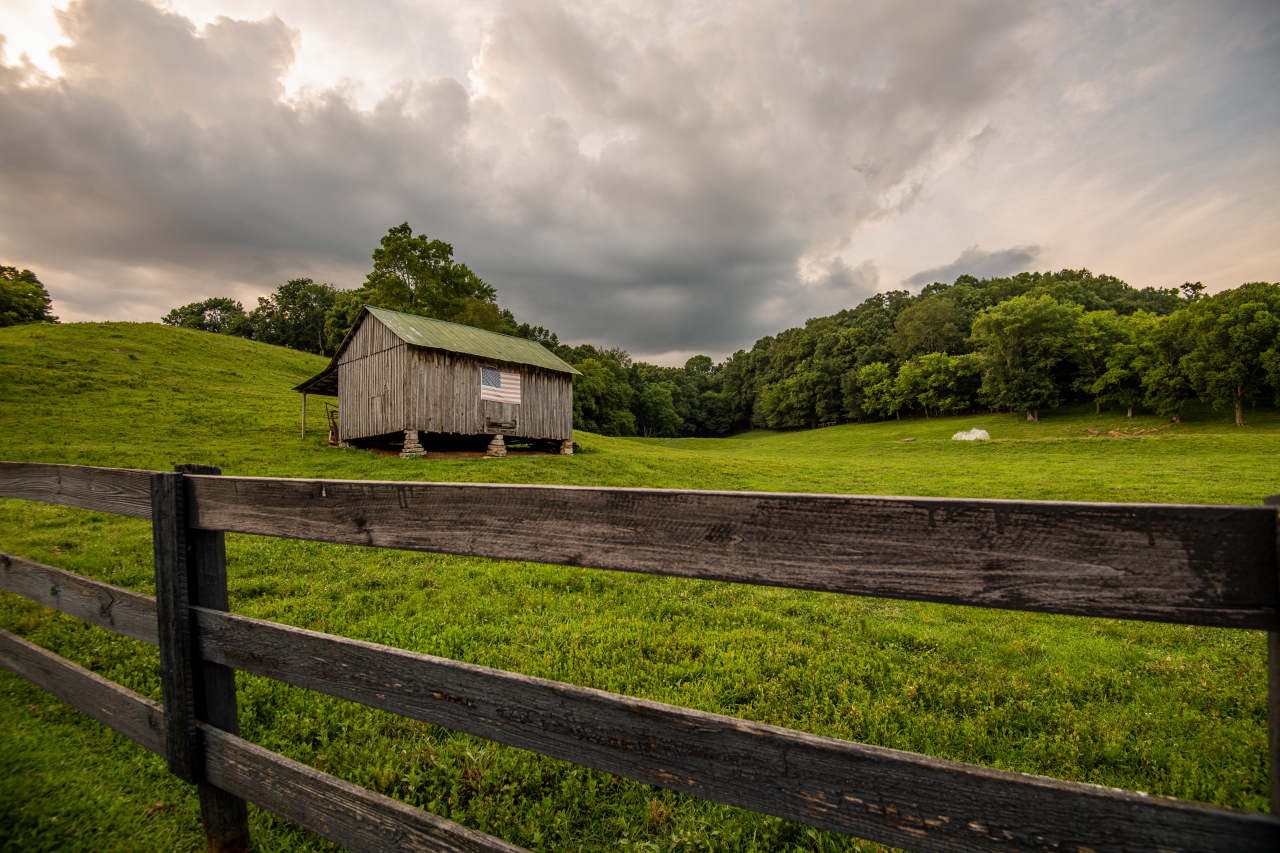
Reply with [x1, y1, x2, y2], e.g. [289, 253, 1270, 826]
[0, 321, 1277, 853]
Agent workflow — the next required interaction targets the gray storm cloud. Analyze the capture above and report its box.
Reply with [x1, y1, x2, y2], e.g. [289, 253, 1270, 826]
[906, 244, 1045, 287]
[0, 0, 1038, 358]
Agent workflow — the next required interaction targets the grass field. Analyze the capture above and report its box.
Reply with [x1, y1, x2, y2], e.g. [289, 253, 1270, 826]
[1, 321, 1277, 852]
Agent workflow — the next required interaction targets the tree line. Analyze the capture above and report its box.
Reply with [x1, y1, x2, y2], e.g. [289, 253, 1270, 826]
[567, 274, 1278, 433]
[159, 225, 1280, 433]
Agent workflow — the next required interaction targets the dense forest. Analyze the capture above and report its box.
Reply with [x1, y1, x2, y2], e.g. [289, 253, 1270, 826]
[155, 224, 1280, 433]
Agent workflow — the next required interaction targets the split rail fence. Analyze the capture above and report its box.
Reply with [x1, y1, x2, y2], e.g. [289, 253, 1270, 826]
[1, 460, 1279, 852]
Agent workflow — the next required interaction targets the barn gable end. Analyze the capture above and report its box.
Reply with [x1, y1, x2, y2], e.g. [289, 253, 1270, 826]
[336, 313, 411, 440]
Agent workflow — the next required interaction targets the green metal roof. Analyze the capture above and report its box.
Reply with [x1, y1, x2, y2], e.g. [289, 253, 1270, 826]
[365, 306, 581, 375]
[294, 305, 579, 395]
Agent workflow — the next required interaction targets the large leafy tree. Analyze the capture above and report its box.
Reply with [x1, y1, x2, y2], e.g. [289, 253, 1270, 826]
[1180, 282, 1280, 426]
[1094, 311, 1153, 417]
[572, 358, 636, 435]
[162, 297, 245, 333]
[1070, 310, 1128, 413]
[1, 266, 57, 326]
[853, 362, 905, 419]
[366, 223, 497, 322]
[241, 278, 338, 355]
[888, 296, 968, 358]
[969, 294, 1082, 422]
[323, 288, 372, 353]
[757, 368, 819, 428]
[899, 352, 979, 418]
[514, 323, 562, 352]
[1134, 311, 1194, 423]
[450, 299, 517, 335]
[634, 382, 684, 437]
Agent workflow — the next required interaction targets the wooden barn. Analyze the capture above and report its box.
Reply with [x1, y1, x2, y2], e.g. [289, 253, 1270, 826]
[294, 306, 580, 457]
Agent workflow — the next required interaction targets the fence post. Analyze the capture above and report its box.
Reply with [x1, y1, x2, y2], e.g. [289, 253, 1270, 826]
[150, 471, 198, 782]
[1266, 493, 1280, 816]
[177, 463, 252, 853]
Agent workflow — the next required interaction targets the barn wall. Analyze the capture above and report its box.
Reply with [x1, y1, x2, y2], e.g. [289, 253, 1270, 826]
[335, 316, 574, 442]
[405, 349, 480, 436]
[337, 317, 408, 440]
[406, 350, 574, 441]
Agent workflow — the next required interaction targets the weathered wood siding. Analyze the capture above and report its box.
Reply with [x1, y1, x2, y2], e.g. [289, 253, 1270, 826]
[337, 316, 574, 442]
[405, 349, 573, 440]
[336, 317, 409, 441]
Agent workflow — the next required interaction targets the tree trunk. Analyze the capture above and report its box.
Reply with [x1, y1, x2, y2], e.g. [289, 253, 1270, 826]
[1236, 395, 1245, 427]
[1127, 406, 1133, 418]
[1026, 409, 1039, 423]
[1095, 400, 1101, 414]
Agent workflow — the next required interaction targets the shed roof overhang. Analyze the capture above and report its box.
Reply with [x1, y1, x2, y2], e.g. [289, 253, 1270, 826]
[293, 365, 338, 396]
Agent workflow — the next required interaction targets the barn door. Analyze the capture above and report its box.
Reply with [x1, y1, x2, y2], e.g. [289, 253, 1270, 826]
[484, 401, 518, 434]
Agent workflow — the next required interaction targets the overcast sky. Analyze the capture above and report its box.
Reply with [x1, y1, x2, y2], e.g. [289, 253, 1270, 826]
[1, 0, 1276, 363]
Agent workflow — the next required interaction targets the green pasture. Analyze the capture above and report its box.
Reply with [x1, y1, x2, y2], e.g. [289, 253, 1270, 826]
[1, 322, 1277, 852]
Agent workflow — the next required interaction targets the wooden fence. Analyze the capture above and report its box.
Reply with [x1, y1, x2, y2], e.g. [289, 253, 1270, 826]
[1, 459, 1278, 852]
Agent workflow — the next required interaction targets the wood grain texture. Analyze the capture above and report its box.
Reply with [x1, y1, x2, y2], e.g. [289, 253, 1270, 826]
[0, 627, 164, 756]
[152, 471, 199, 784]
[186, 477, 1280, 629]
[1270, 497, 1279, 815]
[201, 725, 530, 853]
[0, 552, 158, 644]
[0, 461, 154, 519]
[193, 607, 1280, 853]
[177, 465, 240, 732]
[1270, 632, 1279, 817]
[177, 463, 253, 853]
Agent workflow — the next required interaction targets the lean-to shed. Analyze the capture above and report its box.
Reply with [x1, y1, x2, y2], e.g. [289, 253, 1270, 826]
[294, 306, 580, 452]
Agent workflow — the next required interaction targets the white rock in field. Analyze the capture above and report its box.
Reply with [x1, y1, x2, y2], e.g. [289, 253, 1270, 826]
[952, 428, 991, 441]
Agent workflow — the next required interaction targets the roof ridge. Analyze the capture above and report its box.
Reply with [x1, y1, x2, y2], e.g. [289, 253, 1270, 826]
[361, 304, 581, 376]
[364, 304, 533, 342]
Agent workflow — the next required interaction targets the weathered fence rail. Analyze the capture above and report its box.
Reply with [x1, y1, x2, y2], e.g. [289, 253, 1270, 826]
[184, 474, 1279, 628]
[1, 460, 1278, 853]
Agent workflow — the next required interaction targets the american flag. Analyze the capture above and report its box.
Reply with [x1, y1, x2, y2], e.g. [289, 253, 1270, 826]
[480, 367, 521, 404]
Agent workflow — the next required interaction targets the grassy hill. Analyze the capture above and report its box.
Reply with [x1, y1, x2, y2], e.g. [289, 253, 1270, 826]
[1, 322, 1277, 852]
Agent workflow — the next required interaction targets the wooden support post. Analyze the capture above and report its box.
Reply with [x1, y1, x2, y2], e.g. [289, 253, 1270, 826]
[178, 464, 251, 853]
[1271, 631, 1279, 816]
[301, 393, 307, 440]
[1266, 493, 1280, 815]
[151, 471, 198, 783]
